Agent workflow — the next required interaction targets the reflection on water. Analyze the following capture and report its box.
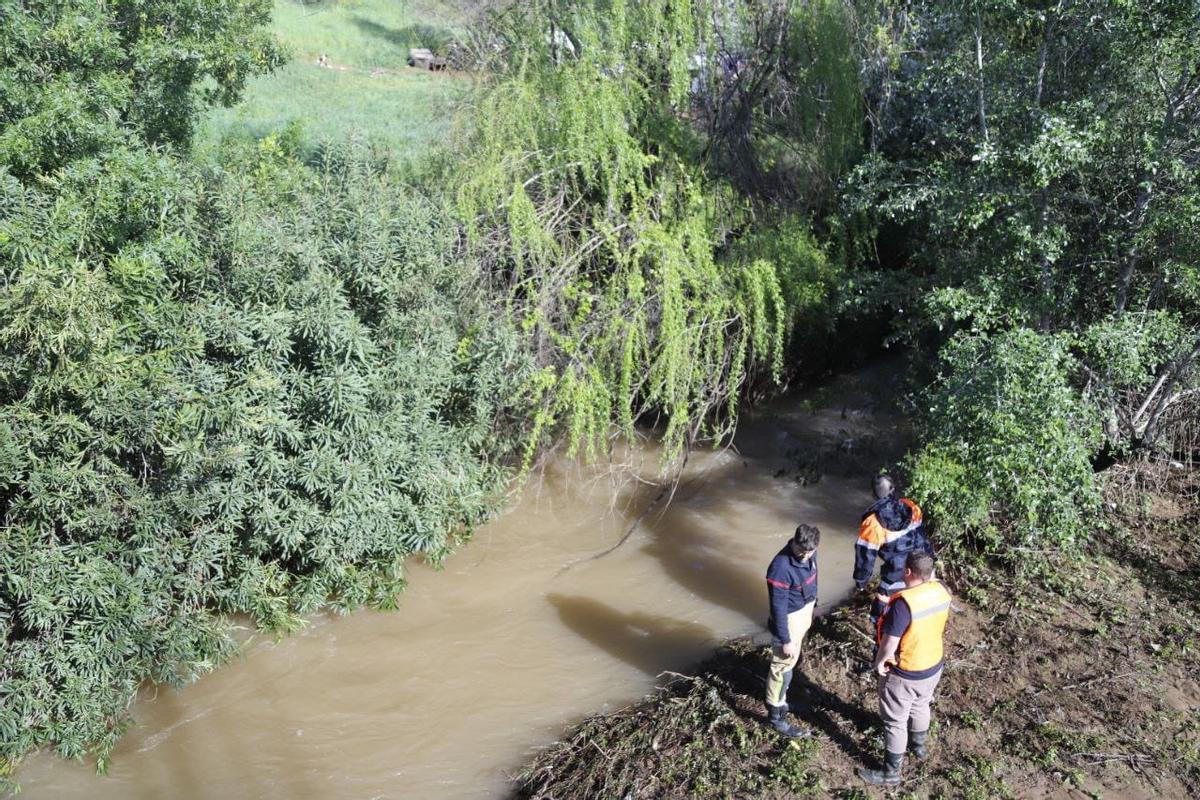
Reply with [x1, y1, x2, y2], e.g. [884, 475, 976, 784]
[15, 366, 907, 800]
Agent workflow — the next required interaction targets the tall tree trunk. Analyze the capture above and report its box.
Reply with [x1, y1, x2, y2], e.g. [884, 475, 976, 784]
[1113, 182, 1154, 315]
[974, 9, 988, 143]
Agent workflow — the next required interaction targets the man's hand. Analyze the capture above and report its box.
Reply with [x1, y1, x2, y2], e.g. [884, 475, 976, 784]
[874, 635, 901, 678]
[874, 593, 889, 605]
[781, 641, 800, 659]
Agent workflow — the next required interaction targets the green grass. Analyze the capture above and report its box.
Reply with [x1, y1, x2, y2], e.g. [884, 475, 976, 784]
[196, 0, 470, 159]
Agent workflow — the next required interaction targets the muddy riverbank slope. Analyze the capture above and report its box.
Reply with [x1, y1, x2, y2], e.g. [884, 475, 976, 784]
[514, 467, 1200, 799]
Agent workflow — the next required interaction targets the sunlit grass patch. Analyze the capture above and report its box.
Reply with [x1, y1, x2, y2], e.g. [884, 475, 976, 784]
[195, 0, 470, 158]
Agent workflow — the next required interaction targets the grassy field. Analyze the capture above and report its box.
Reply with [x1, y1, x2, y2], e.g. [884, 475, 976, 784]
[196, 0, 472, 159]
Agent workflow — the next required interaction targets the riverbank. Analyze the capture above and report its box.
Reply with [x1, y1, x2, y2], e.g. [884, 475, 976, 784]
[513, 465, 1200, 799]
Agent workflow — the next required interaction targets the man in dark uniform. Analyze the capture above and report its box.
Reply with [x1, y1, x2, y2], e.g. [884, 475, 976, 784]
[763, 523, 820, 738]
[854, 475, 934, 623]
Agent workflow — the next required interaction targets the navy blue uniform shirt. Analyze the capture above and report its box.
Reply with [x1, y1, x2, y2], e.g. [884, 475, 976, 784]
[765, 546, 818, 645]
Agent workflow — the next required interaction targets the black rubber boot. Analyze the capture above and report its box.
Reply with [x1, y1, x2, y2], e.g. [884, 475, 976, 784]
[781, 669, 802, 716]
[766, 703, 811, 739]
[909, 728, 929, 759]
[858, 750, 904, 785]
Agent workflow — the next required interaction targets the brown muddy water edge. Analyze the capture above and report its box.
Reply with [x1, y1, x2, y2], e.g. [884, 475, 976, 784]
[514, 471, 1200, 799]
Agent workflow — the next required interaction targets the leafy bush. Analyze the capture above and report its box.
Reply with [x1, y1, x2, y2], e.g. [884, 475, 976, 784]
[0, 140, 526, 772]
[721, 215, 843, 374]
[842, 0, 1200, 458]
[1078, 313, 1200, 456]
[907, 329, 1102, 554]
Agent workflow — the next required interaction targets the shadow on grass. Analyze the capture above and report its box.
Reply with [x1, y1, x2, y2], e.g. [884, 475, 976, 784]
[1112, 518, 1200, 606]
[351, 16, 454, 55]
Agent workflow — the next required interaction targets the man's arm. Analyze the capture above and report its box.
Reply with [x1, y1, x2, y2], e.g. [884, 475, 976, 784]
[769, 581, 800, 659]
[766, 558, 793, 647]
[904, 498, 936, 556]
[874, 635, 901, 676]
[874, 597, 909, 675]
[767, 584, 791, 643]
[853, 517, 879, 589]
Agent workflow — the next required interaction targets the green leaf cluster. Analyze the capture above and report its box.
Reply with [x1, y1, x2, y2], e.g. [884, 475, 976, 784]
[0, 136, 527, 773]
[454, 0, 854, 467]
[0, 0, 286, 175]
[907, 329, 1102, 552]
[843, 0, 1200, 551]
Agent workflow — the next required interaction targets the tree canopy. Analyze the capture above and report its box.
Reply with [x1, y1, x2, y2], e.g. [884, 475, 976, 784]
[0, 0, 285, 175]
[453, 0, 858, 466]
[844, 0, 1200, 550]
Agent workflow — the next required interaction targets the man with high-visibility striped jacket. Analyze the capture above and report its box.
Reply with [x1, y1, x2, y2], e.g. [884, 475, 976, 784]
[859, 551, 952, 786]
[854, 475, 934, 623]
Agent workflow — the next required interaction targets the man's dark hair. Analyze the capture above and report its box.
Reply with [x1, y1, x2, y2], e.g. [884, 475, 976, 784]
[906, 551, 935, 580]
[792, 523, 820, 551]
[873, 474, 896, 500]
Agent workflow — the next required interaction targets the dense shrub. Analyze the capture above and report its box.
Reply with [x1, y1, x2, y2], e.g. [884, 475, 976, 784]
[841, 0, 1200, 561]
[0, 139, 526, 772]
[0, 0, 284, 175]
[907, 329, 1102, 555]
[844, 0, 1200, 458]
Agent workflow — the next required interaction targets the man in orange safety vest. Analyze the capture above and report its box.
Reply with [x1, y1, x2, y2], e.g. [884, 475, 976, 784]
[859, 551, 951, 786]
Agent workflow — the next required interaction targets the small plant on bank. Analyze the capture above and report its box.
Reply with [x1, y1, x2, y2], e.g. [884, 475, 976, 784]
[938, 754, 1014, 800]
[770, 736, 824, 795]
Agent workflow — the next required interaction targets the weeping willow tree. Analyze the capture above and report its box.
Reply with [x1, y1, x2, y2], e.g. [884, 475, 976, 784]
[453, 0, 860, 467]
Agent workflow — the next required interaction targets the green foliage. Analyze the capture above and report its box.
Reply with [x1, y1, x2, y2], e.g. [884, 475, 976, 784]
[908, 329, 1102, 552]
[843, 0, 1200, 553]
[705, 0, 862, 202]
[938, 753, 1014, 800]
[0, 0, 285, 174]
[770, 736, 824, 795]
[455, 0, 859, 466]
[722, 215, 842, 370]
[0, 140, 526, 771]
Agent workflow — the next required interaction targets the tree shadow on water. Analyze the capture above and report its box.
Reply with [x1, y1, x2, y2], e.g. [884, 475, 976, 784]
[638, 522, 768, 627]
[546, 593, 718, 677]
[625, 459, 786, 628]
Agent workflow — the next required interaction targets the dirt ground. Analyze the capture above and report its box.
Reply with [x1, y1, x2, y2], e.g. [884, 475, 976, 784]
[512, 470, 1200, 799]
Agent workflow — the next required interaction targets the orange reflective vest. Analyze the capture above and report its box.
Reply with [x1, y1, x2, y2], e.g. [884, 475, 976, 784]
[876, 579, 951, 673]
[855, 498, 929, 593]
[858, 497, 924, 545]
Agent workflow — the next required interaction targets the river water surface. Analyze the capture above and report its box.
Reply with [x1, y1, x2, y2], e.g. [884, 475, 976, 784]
[15, 369, 903, 799]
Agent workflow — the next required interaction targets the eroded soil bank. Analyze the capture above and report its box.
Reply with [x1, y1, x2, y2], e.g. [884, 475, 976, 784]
[515, 470, 1200, 799]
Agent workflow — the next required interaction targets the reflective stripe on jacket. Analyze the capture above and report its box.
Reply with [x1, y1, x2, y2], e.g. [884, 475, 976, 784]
[765, 547, 817, 644]
[876, 579, 951, 673]
[854, 497, 933, 593]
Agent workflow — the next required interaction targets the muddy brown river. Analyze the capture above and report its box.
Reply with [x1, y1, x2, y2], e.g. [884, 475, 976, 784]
[14, 369, 903, 799]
